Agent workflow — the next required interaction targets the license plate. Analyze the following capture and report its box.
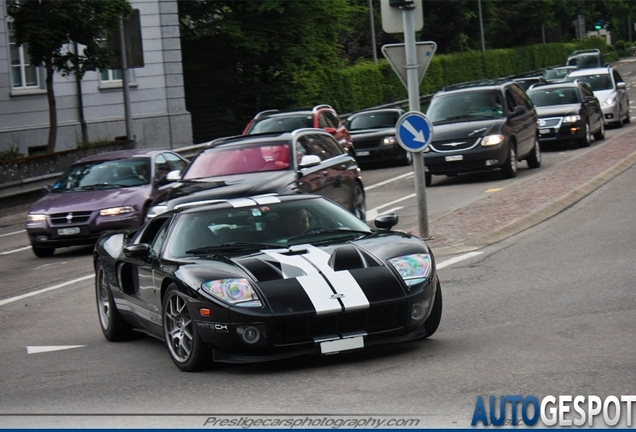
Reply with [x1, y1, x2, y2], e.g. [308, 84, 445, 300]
[320, 336, 364, 354]
[539, 128, 550, 135]
[356, 151, 370, 157]
[445, 155, 463, 162]
[58, 227, 80, 236]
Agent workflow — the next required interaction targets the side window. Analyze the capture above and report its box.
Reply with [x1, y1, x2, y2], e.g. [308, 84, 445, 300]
[314, 134, 344, 158]
[154, 154, 171, 183]
[150, 222, 169, 256]
[318, 112, 337, 128]
[164, 152, 187, 172]
[505, 90, 517, 112]
[509, 85, 532, 110]
[613, 70, 624, 85]
[581, 84, 594, 99]
[137, 216, 171, 245]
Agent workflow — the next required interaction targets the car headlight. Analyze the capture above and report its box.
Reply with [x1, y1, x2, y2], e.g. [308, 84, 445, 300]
[201, 278, 262, 307]
[27, 213, 47, 223]
[481, 134, 505, 146]
[388, 254, 433, 286]
[383, 136, 397, 146]
[100, 206, 135, 216]
[145, 205, 168, 219]
[602, 96, 617, 106]
[562, 115, 581, 124]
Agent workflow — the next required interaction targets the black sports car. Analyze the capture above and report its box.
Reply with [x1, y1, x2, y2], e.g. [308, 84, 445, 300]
[94, 194, 442, 372]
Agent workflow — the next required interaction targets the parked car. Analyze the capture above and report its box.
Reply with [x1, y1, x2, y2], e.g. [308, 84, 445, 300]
[242, 104, 354, 156]
[542, 66, 578, 83]
[95, 194, 442, 371]
[423, 79, 541, 186]
[526, 81, 605, 147]
[566, 49, 606, 69]
[565, 66, 630, 128]
[25, 149, 189, 258]
[344, 108, 412, 166]
[146, 129, 366, 221]
[512, 76, 547, 91]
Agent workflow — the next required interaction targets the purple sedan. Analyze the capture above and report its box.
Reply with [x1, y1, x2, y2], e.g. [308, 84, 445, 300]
[25, 149, 188, 258]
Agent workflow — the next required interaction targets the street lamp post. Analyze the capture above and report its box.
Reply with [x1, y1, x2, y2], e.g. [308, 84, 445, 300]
[478, 0, 485, 52]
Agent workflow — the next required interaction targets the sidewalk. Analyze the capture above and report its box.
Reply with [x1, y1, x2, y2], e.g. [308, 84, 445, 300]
[408, 126, 636, 257]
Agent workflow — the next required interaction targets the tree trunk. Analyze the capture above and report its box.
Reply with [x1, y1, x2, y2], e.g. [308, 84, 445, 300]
[45, 58, 57, 153]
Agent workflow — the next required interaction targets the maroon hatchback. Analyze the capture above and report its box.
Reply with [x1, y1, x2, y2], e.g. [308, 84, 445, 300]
[25, 149, 188, 258]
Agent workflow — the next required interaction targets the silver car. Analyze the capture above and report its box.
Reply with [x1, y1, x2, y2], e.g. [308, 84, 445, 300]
[566, 66, 630, 127]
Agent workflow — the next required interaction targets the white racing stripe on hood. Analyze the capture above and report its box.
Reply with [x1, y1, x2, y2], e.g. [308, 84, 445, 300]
[262, 245, 369, 314]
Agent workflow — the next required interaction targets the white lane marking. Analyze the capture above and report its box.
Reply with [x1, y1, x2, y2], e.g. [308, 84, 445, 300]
[365, 172, 414, 191]
[0, 275, 93, 306]
[27, 345, 86, 354]
[0, 229, 26, 237]
[0, 246, 31, 255]
[437, 251, 483, 269]
[366, 194, 415, 221]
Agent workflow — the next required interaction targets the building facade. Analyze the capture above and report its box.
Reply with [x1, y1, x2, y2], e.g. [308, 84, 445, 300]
[0, 0, 192, 156]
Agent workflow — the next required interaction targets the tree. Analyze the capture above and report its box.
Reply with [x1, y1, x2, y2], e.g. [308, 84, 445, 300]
[7, 0, 132, 153]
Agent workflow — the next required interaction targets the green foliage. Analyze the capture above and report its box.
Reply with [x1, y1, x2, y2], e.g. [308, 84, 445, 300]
[7, 0, 133, 78]
[0, 145, 23, 161]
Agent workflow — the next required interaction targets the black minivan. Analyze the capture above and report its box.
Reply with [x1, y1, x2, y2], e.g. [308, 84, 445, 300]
[423, 79, 541, 186]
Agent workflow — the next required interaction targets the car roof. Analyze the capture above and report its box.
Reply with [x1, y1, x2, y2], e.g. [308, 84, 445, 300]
[251, 104, 336, 120]
[526, 81, 583, 92]
[76, 148, 172, 163]
[204, 128, 331, 149]
[567, 67, 612, 76]
[347, 108, 404, 117]
[435, 78, 515, 95]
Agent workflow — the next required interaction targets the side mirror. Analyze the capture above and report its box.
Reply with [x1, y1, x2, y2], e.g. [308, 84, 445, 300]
[123, 243, 151, 258]
[374, 213, 399, 230]
[510, 106, 526, 118]
[617, 82, 626, 90]
[42, 185, 52, 194]
[299, 155, 321, 168]
[165, 170, 181, 182]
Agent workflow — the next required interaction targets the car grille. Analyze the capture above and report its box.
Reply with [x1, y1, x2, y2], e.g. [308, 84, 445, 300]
[271, 302, 407, 345]
[353, 138, 382, 150]
[50, 211, 92, 226]
[429, 137, 481, 153]
[538, 117, 562, 128]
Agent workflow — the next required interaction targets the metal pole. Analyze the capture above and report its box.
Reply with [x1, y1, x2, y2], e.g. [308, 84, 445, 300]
[119, 16, 133, 144]
[629, 15, 632, 44]
[478, 0, 485, 52]
[368, 0, 378, 64]
[402, 6, 429, 239]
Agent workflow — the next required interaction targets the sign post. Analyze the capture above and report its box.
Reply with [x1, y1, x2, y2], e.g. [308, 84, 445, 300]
[381, 1, 435, 239]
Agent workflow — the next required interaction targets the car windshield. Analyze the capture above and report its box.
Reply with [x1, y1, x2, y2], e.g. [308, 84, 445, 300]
[345, 112, 400, 131]
[543, 68, 573, 81]
[426, 91, 504, 124]
[51, 158, 151, 192]
[567, 74, 612, 91]
[527, 88, 580, 106]
[165, 198, 373, 257]
[182, 143, 291, 180]
[247, 114, 313, 134]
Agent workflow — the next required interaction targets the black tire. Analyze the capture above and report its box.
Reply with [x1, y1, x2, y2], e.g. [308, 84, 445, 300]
[617, 112, 624, 128]
[32, 245, 54, 258]
[95, 258, 135, 341]
[593, 119, 605, 141]
[421, 282, 442, 339]
[425, 173, 432, 187]
[163, 284, 209, 372]
[399, 151, 413, 166]
[526, 135, 542, 169]
[579, 122, 591, 147]
[351, 182, 366, 221]
[500, 144, 518, 179]
[625, 107, 631, 124]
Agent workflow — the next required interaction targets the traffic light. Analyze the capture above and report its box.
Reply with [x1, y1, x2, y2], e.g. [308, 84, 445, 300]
[594, 19, 604, 30]
[389, 0, 415, 9]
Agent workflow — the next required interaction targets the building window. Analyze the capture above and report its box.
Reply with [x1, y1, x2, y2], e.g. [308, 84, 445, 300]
[100, 69, 123, 82]
[8, 21, 40, 89]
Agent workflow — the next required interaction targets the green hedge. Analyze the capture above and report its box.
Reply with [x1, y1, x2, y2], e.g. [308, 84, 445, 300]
[328, 38, 616, 114]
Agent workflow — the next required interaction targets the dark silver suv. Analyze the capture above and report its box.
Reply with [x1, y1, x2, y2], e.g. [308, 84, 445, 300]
[566, 49, 606, 69]
[423, 80, 541, 186]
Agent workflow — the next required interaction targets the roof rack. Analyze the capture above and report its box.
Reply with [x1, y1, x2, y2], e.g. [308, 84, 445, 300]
[253, 109, 280, 120]
[312, 104, 334, 112]
[570, 48, 601, 55]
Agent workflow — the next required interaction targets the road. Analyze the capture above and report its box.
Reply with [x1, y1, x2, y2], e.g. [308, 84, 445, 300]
[0, 59, 635, 427]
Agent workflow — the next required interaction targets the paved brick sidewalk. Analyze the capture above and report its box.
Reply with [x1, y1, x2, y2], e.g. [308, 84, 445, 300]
[406, 127, 636, 256]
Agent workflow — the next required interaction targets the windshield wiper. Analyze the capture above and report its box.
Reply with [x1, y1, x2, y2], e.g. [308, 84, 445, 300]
[77, 183, 123, 190]
[287, 229, 373, 242]
[186, 242, 280, 254]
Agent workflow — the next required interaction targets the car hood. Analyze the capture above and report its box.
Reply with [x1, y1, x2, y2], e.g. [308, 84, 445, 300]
[153, 171, 298, 209]
[430, 119, 503, 141]
[535, 104, 580, 117]
[29, 186, 151, 214]
[350, 128, 396, 139]
[176, 233, 432, 315]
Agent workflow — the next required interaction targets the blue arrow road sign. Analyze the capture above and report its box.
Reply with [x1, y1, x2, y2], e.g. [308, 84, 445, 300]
[395, 111, 433, 152]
